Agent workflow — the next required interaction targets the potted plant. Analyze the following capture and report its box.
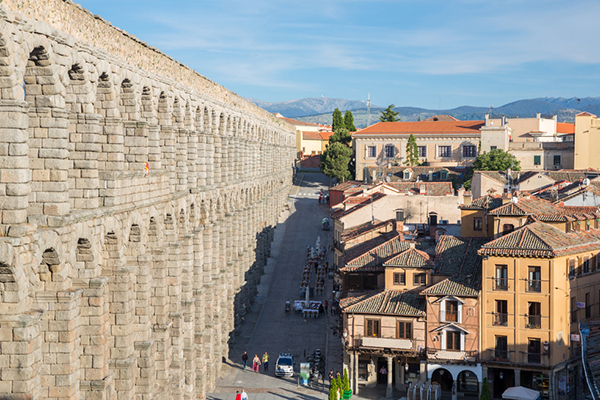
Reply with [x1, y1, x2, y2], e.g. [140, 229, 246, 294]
[329, 379, 338, 400]
[342, 368, 352, 399]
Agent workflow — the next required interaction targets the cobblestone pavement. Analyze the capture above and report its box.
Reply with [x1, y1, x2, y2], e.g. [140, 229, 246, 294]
[206, 173, 359, 400]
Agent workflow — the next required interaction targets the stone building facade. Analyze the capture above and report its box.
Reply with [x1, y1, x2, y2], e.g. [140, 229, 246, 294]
[0, 1, 295, 399]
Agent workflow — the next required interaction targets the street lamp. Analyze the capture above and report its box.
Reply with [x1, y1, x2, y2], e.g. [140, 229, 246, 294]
[499, 372, 504, 380]
[405, 363, 409, 372]
[544, 341, 549, 355]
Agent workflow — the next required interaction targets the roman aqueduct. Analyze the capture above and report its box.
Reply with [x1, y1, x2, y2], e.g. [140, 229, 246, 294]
[0, 1, 296, 398]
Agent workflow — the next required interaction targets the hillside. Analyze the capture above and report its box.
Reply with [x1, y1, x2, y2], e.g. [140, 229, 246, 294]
[248, 96, 600, 129]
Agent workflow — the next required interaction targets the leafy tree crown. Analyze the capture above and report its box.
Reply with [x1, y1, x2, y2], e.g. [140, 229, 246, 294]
[473, 149, 521, 171]
[344, 110, 356, 132]
[379, 104, 400, 122]
[332, 108, 345, 132]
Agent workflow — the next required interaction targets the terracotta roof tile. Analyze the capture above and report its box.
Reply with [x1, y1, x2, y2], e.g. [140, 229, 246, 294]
[423, 115, 460, 122]
[557, 122, 575, 135]
[340, 290, 425, 316]
[420, 236, 488, 297]
[331, 192, 386, 219]
[341, 232, 410, 272]
[460, 194, 504, 210]
[303, 131, 324, 140]
[384, 248, 434, 268]
[341, 219, 392, 242]
[354, 120, 484, 136]
[478, 221, 600, 258]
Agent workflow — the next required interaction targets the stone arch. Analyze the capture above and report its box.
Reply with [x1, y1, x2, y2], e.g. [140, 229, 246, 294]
[38, 248, 60, 282]
[23, 45, 65, 107]
[189, 203, 195, 224]
[218, 112, 226, 136]
[94, 71, 118, 117]
[164, 212, 174, 231]
[158, 91, 171, 126]
[141, 85, 157, 125]
[195, 106, 203, 131]
[129, 224, 141, 243]
[184, 101, 192, 129]
[0, 31, 20, 100]
[203, 106, 211, 133]
[118, 78, 139, 120]
[0, 242, 27, 307]
[172, 96, 183, 128]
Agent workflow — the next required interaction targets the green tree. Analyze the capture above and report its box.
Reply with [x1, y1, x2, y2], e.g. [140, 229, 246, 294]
[342, 368, 350, 392]
[473, 148, 521, 172]
[379, 104, 400, 122]
[336, 374, 342, 390]
[329, 128, 352, 146]
[329, 379, 338, 400]
[480, 377, 491, 400]
[332, 108, 345, 132]
[320, 142, 352, 181]
[404, 134, 419, 166]
[344, 110, 356, 132]
[464, 149, 520, 191]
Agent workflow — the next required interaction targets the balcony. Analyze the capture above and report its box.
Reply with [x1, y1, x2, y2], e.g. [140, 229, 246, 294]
[493, 313, 508, 327]
[526, 315, 542, 329]
[360, 336, 413, 350]
[484, 349, 515, 364]
[522, 352, 547, 365]
[427, 348, 477, 362]
[494, 278, 508, 291]
[526, 279, 541, 293]
[445, 311, 458, 323]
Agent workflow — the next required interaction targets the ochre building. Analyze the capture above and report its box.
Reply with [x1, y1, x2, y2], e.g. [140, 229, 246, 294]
[0, 1, 295, 399]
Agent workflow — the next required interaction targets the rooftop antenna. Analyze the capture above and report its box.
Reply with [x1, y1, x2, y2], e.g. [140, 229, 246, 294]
[367, 93, 371, 127]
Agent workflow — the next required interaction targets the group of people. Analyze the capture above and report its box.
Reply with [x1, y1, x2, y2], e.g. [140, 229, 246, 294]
[318, 190, 329, 204]
[241, 351, 269, 373]
[234, 389, 248, 400]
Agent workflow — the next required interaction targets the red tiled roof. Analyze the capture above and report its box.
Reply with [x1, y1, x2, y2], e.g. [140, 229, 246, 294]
[319, 131, 334, 140]
[303, 131, 324, 140]
[331, 192, 386, 219]
[330, 181, 366, 192]
[340, 290, 424, 316]
[341, 219, 392, 242]
[576, 112, 597, 117]
[459, 194, 504, 210]
[341, 232, 410, 272]
[478, 221, 600, 258]
[384, 248, 434, 268]
[557, 122, 575, 135]
[420, 236, 488, 297]
[354, 120, 484, 136]
[387, 181, 454, 196]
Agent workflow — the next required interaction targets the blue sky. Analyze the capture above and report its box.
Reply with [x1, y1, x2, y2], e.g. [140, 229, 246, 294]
[76, 0, 600, 109]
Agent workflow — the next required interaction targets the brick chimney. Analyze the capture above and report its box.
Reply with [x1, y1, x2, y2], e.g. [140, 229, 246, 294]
[463, 191, 472, 206]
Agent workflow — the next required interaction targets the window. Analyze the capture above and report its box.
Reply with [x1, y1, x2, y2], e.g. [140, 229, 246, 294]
[413, 273, 426, 285]
[586, 293, 591, 319]
[534, 155, 541, 166]
[583, 257, 590, 274]
[571, 297, 577, 323]
[365, 319, 380, 337]
[528, 266, 541, 292]
[446, 300, 459, 322]
[446, 331, 461, 350]
[463, 145, 477, 158]
[527, 302, 541, 329]
[495, 265, 508, 290]
[495, 300, 508, 326]
[438, 146, 451, 158]
[503, 224, 515, 234]
[473, 217, 483, 231]
[394, 272, 406, 285]
[366, 146, 376, 158]
[490, 146, 497, 151]
[403, 171, 411, 180]
[554, 155, 561, 166]
[495, 336, 508, 359]
[569, 259, 575, 278]
[397, 321, 412, 339]
[528, 338, 541, 364]
[385, 145, 395, 158]
[418, 146, 427, 158]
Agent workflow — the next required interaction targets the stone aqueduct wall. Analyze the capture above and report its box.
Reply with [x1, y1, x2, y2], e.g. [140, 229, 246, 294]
[0, 1, 296, 399]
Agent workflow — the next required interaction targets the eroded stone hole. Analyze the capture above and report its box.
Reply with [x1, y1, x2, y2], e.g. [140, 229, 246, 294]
[105, 231, 118, 245]
[179, 209, 185, 224]
[28, 46, 50, 67]
[76, 238, 93, 263]
[142, 86, 151, 96]
[0, 262, 16, 283]
[129, 224, 141, 243]
[39, 248, 60, 282]
[190, 204, 195, 223]
[165, 213, 173, 229]
[121, 79, 133, 93]
[68, 64, 85, 81]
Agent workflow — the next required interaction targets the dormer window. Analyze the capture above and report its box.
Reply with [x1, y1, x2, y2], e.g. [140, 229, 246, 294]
[404, 171, 412, 180]
[440, 297, 464, 323]
[440, 170, 448, 180]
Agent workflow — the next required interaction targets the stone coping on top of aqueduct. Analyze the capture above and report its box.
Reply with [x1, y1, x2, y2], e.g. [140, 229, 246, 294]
[1, 0, 290, 130]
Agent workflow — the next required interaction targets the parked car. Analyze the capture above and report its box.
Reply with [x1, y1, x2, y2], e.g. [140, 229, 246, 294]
[275, 353, 294, 377]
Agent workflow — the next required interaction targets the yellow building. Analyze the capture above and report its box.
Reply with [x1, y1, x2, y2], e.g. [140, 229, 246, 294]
[478, 217, 600, 399]
[574, 112, 600, 170]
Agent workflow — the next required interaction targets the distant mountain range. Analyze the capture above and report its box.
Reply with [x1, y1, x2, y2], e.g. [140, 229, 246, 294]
[246, 96, 600, 128]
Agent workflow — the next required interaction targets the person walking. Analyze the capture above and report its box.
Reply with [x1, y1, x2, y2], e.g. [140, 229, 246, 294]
[241, 351, 248, 370]
[324, 300, 328, 314]
[262, 351, 269, 372]
[241, 389, 248, 400]
[235, 390, 241, 400]
[329, 370, 334, 384]
[252, 354, 261, 372]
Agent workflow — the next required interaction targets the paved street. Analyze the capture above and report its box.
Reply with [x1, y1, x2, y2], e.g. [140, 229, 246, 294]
[207, 173, 346, 400]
